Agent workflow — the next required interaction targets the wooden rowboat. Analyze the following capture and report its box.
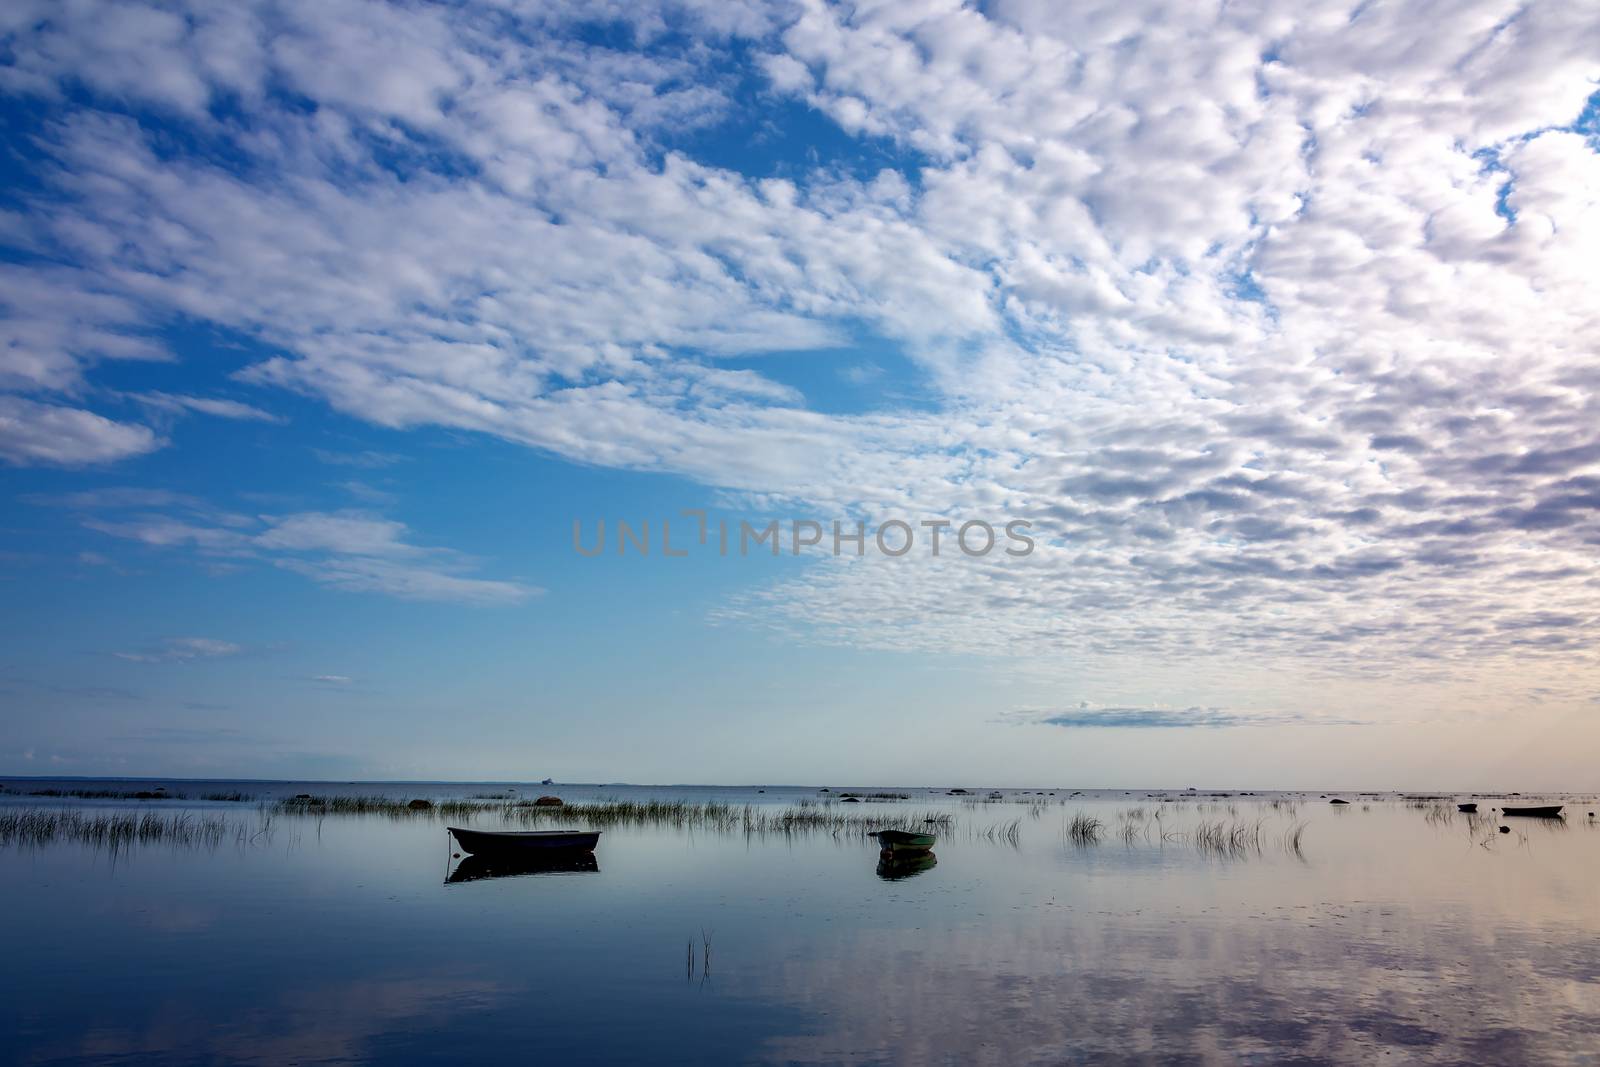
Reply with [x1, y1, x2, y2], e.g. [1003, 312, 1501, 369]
[448, 827, 600, 856]
[1499, 804, 1563, 817]
[874, 829, 936, 854]
[1457, 803, 1477, 813]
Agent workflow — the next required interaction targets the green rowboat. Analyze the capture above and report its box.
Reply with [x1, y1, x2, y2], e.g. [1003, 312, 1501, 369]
[874, 829, 936, 853]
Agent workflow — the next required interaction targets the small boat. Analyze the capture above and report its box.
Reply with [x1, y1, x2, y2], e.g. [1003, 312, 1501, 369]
[540, 778, 554, 785]
[874, 829, 936, 854]
[1500, 804, 1563, 817]
[448, 827, 600, 856]
[1457, 803, 1478, 813]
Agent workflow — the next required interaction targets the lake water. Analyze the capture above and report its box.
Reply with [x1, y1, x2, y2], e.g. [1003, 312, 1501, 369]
[3, 781, 1599, 1065]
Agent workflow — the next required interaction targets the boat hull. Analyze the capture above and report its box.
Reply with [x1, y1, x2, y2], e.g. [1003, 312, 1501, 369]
[1457, 803, 1477, 813]
[1500, 805, 1563, 817]
[448, 827, 600, 855]
[874, 830, 936, 853]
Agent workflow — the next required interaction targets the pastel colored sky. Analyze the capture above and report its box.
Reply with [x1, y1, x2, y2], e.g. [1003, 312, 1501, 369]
[2, 1, 1598, 787]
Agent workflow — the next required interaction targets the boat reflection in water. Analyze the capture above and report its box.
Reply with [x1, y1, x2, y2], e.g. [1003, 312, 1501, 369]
[447, 851, 600, 883]
[876, 851, 937, 881]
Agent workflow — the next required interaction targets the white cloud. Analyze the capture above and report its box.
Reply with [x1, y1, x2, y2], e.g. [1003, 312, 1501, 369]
[254, 512, 421, 558]
[0, 396, 161, 466]
[131, 392, 284, 423]
[2, 0, 1599, 703]
[114, 636, 242, 663]
[275, 554, 532, 605]
[78, 503, 538, 606]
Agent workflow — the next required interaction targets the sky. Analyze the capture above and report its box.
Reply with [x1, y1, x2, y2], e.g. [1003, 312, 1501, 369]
[2, 0, 1599, 788]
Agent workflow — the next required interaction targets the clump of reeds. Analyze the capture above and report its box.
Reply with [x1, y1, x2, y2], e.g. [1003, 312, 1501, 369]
[1421, 802, 1455, 826]
[1117, 812, 1146, 846]
[1192, 818, 1267, 858]
[1065, 812, 1104, 845]
[974, 818, 1022, 846]
[0, 808, 231, 849]
[274, 795, 484, 819]
[201, 791, 251, 802]
[271, 795, 957, 837]
[1282, 819, 1308, 860]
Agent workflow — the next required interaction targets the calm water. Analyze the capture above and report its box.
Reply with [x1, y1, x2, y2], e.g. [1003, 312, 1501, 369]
[3, 781, 1599, 1065]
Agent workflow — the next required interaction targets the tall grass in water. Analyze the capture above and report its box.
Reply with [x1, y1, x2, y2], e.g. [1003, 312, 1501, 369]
[1065, 812, 1104, 845]
[1192, 818, 1268, 858]
[973, 818, 1023, 846]
[0, 808, 234, 849]
[1421, 802, 1455, 827]
[277, 795, 485, 818]
[273, 795, 955, 836]
[1282, 820, 1309, 860]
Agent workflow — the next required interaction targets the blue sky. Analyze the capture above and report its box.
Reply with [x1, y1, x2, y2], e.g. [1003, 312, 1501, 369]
[3, 1, 1600, 787]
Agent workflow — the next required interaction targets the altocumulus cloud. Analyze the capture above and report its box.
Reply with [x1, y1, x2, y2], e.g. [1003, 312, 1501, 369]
[31, 493, 537, 606]
[0, 0, 1598, 701]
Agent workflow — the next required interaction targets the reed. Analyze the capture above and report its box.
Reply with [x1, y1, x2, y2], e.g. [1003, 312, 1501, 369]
[0, 807, 232, 849]
[1065, 812, 1104, 845]
[1282, 819, 1308, 860]
[974, 818, 1022, 846]
[529, 799, 920, 835]
[272, 795, 957, 836]
[275, 795, 485, 818]
[1421, 802, 1455, 826]
[1191, 818, 1268, 858]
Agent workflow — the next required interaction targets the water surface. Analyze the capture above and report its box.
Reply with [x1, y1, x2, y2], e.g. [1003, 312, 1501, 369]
[3, 781, 1598, 1064]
